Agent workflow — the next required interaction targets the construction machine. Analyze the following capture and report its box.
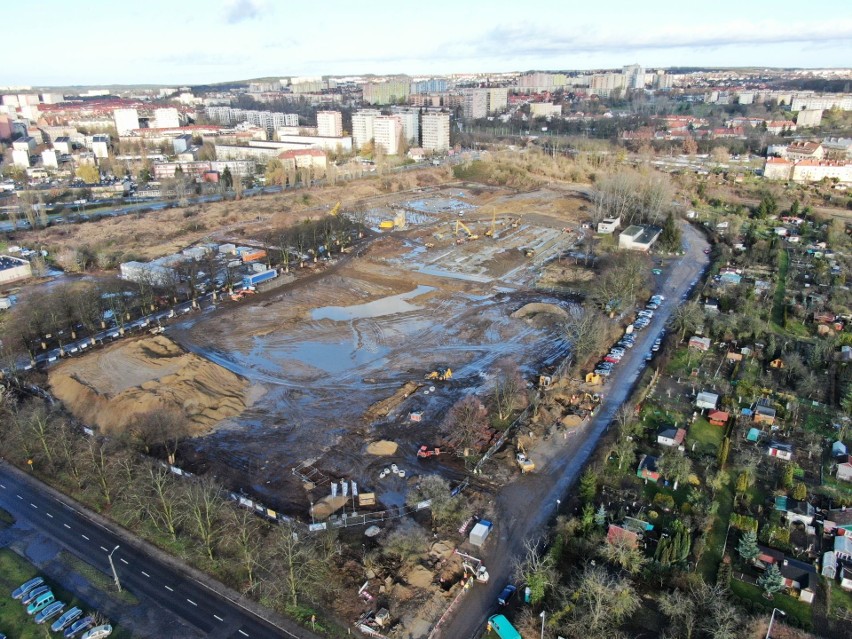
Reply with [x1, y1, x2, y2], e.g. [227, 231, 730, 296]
[484, 210, 497, 238]
[455, 220, 479, 241]
[417, 445, 441, 458]
[454, 550, 489, 583]
[425, 367, 452, 381]
[516, 444, 535, 473]
[328, 201, 341, 216]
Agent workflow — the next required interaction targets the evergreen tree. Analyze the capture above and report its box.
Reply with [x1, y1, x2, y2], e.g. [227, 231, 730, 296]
[792, 482, 807, 501]
[717, 437, 730, 467]
[579, 469, 597, 503]
[757, 563, 785, 599]
[581, 503, 595, 532]
[716, 557, 733, 589]
[221, 166, 233, 190]
[737, 530, 759, 563]
[781, 464, 795, 490]
[594, 504, 607, 528]
[659, 211, 682, 252]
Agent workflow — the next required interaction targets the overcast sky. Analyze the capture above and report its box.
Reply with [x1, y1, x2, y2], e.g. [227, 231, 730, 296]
[4, 0, 852, 86]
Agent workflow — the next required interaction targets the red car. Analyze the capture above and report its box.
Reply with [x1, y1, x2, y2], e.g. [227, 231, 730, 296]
[604, 356, 620, 364]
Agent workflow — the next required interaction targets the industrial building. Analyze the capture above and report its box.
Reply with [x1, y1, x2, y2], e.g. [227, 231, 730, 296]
[0, 255, 33, 284]
[618, 225, 661, 251]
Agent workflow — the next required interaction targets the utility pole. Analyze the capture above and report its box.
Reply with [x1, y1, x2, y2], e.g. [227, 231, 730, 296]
[107, 545, 122, 592]
[765, 608, 785, 639]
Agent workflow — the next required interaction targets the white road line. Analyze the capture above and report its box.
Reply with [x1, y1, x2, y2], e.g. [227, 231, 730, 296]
[30, 503, 38, 509]
[213, 614, 224, 622]
[100, 546, 109, 552]
[164, 586, 174, 592]
[238, 631, 249, 637]
[64, 523, 71, 529]
[120, 558, 129, 565]
[16, 494, 23, 499]
[141, 571, 150, 578]
[187, 598, 197, 606]
[46, 513, 53, 519]
[0, 483, 5, 488]
[81, 534, 89, 540]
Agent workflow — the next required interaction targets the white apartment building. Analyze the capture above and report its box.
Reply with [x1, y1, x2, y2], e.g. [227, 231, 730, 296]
[390, 108, 420, 145]
[91, 135, 110, 159]
[41, 148, 58, 168]
[373, 116, 403, 155]
[487, 88, 508, 114]
[530, 103, 563, 119]
[623, 64, 645, 90]
[317, 111, 343, 137]
[11, 149, 30, 168]
[113, 109, 140, 135]
[352, 109, 381, 149]
[463, 90, 489, 120]
[154, 107, 181, 129]
[421, 112, 450, 152]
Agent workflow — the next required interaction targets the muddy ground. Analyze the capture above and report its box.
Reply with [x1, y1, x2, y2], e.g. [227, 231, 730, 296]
[160, 185, 588, 519]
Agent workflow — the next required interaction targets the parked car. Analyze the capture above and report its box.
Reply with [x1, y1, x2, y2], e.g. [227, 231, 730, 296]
[497, 584, 517, 607]
[12, 576, 43, 599]
[65, 616, 94, 638]
[35, 600, 65, 624]
[27, 591, 55, 615]
[81, 625, 112, 639]
[52, 607, 83, 632]
[21, 585, 51, 606]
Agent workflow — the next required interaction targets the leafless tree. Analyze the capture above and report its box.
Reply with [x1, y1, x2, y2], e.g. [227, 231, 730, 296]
[184, 477, 227, 560]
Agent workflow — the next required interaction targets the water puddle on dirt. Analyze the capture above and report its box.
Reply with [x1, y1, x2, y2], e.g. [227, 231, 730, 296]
[311, 285, 434, 321]
[281, 340, 390, 374]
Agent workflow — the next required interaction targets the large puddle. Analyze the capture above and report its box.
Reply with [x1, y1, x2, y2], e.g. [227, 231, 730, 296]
[311, 285, 434, 321]
[278, 340, 390, 374]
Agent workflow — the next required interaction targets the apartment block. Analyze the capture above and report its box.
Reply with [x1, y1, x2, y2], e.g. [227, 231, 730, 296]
[362, 80, 410, 105]
[113, 108, 140, 135]
[390, 108, 420, 145]
[373, 116, 403, 155]
[421, 112, 450, 152]
[317, 111, 343, 137]
[154, 107, 181, 129]
[352, 109, 381, 149]
[463, 90, 489, 120]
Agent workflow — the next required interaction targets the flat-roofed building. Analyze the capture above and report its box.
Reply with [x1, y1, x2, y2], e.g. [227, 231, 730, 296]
[373, 115, 403, 155]
[352, 109, 381, 149]
[618, 224, 661, 251]
[113, 108, 139, 135]
[316, 111, 343, 137]
[0, 255, 33, 284]
[421, 112, 450, 152]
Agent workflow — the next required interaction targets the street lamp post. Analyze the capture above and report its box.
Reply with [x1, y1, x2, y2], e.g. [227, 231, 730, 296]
[540, 610, 546, 639]
[107, 545, 122, 593]
[765, 608, 785, 639]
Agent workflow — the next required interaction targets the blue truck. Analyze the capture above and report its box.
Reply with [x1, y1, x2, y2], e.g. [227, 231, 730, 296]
[242, 269, 277, 290]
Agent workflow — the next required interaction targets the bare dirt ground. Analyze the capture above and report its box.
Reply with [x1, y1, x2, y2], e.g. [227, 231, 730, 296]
[49, 335, 250, 434]
[157, 185, 589, 517]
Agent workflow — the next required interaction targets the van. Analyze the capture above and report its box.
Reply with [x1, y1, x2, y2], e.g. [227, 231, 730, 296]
[27, 591, 55, 615]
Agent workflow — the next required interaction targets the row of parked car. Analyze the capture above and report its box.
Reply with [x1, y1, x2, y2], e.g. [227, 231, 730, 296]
[9, 576, 112, 638]
[593, 295, 666, 377]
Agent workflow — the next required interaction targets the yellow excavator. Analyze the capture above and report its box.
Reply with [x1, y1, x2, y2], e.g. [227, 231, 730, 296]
[516, 444, 535, 473]
[484, 210, 497, 238]
[328, 201, 341, 216]
[455, 220, 479, 241]
[425, 367, 453, 381]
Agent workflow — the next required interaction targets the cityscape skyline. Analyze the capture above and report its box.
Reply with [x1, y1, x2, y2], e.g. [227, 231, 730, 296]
[4, 0, 852, 86]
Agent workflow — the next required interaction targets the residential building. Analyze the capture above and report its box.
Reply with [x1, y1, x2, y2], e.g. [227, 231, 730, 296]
[276, 134, 352, 152]
[40, 92, 64, 104]
[278, 149, 327, 172]
[695, 391, 719, 410]
[154, 107, 181, 129]
[53, 136, 73, 154]
[796, 109, 823, 128]
[41, 148, 58, 168]
[836, 455, 852, 482]
[763, 157, 794, 180]
[390, 108, 420, 145]
[411, 79, 448, 94]
[361, 79, 410, 105]
[91, 135, 110, 159]
[421, 112, 450, 152]
[487, 88, 508, 114]
[463, 89, 489, 120]
[657, 427, 686, 447]
[791, 159, 852, 183]
[11, 149, 30, 168]
[530, 103, 563, 119]
[597, 217, 620, 234]
[516, 72, 568, 93]
[113, 108, 139, 135]
[822, 137, 852, 160]
[791, 94, 852, 112]
[623, 64, 645, 90]
[351, 109, 380, 149]
[316, 111, 343, 137]
[766, 120, 797, 134]
[786, 141, 824, 161]
[172, 134, 193, 154]
[373, 116, 403, 155]
[590, 73, 626, 97]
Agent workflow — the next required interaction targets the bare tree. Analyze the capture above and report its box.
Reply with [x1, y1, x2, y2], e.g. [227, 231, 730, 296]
[512, 537, 557, 604]
[146, 465, 184, 539]
[228, 507, 265, 591]
[184, 477, 227, 560]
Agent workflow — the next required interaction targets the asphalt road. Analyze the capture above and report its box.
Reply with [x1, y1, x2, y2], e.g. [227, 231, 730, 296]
[0, 462, 319, 639]
[435, 222, 710, 639]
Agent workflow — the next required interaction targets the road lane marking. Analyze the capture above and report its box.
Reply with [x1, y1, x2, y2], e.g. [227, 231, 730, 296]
[238, 631, 249, 637]
[141, 571, 150, 578]
[187, 598, 197, 606]
[0, 483, 5, 488]
[30, 503, 38, 509]
[81, 534, 89, 540]
[46, 512, 53, 518]
[64, 524, 71, 529]
[120, 558, 129, 565]
[100, 546, 109, 552]
[17, 494, 23, 499]
[164, 586, 173, 592]
[213, 615, 224, 622]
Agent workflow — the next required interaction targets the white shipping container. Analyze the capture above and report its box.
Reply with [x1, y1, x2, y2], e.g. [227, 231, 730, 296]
[469, 521, 492, 547]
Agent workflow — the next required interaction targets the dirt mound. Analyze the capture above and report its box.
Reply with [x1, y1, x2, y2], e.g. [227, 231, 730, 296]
[511, 302, 568, 320]
[311, 495, 347, 520]
[405, 565, 434, 589]
[49, 335, 249, 435]
[367, 440, 399, 455]
[364, 381, 422, 421]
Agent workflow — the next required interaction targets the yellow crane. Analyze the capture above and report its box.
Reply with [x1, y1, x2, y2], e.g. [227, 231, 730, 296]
[455, 220, 479, 240]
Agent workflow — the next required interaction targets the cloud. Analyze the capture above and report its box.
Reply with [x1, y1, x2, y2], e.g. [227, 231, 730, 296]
[464, 20, 852, 61]
[224, 0, 268, 24]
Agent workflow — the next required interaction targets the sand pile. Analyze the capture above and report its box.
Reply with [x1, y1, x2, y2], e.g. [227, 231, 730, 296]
[511, 302, 568, 320]
[367, 440, 398, 455]
[49, 335, 249, 435]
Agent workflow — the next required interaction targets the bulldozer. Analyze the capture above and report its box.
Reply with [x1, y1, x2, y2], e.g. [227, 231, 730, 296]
[417, 445, 441, 458]
[425, 367, 452, 381]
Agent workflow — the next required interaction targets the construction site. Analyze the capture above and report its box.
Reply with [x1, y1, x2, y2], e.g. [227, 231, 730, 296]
[144, 185, 589, 518]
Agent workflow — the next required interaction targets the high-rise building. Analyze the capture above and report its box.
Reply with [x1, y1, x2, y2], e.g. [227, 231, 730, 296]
[361, 80, 410, 105]
[622, 64, 645, 90]
[411, 79, 448, 94]
[113, 108, 139, 135]
[352, 109, 380, 148]
[421, 112, 450, 152]
[317, 111, 343, 137]
[373, 116, 403, 155]
[463, 90, 489, 120]
[390, 108, 420, 145]
[154, 107, 181, 129]
[487, 88, 508, 114]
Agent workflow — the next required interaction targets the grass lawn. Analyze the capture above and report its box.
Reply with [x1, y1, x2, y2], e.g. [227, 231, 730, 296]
[771, 249, 789, 330]
[730, 579, 812, 629]
[830, 582, 852, 619]
[59, 552, 139, 606]
[665, 347, 707, 377]
[0, 549, 130, 638]
[697, 470, 734, 581]
[686, 417, 725, 456]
